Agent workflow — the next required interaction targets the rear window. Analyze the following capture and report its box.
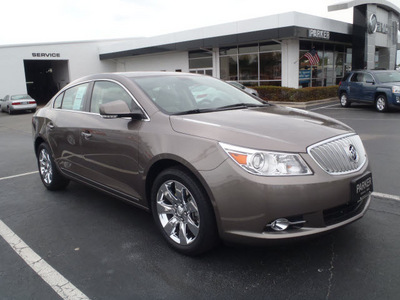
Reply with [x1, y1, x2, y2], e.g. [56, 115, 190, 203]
[11, 94, 32, 100]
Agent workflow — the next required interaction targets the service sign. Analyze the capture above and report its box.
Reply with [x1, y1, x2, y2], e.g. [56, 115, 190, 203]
[308, 29, 330, 40]
[32, 53, 61, 58]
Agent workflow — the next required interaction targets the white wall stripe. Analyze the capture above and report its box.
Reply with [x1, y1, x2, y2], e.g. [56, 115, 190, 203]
[0, 219, 90, 300]
[372, 192, 400, 201]
[0, 171, 38, 181]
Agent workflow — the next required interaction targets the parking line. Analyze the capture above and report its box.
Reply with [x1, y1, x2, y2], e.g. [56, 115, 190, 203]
[0, 171, 38, 181]
[309, 103, 338, 111]
[0, 219, 90, 300]
[372, 192, 400, 202]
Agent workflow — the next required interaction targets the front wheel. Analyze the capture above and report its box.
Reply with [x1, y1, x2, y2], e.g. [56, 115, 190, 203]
[340, 93, 351, 107]
[37, 143, 70, 190]
[151, 167, 218, 255]
[375, 95, 388, 112]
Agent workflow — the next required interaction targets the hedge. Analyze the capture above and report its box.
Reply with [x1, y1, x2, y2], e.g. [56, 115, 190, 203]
[253, 85, 338, 102]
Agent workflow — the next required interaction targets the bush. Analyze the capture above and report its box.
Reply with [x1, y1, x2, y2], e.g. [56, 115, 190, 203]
[254, 86, 338, 102]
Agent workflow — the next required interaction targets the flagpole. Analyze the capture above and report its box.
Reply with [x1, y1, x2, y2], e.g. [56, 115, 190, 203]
[310, 64, 313, 87]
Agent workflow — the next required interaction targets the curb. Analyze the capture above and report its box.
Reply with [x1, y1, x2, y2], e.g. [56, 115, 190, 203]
[268, 97, 338, 109]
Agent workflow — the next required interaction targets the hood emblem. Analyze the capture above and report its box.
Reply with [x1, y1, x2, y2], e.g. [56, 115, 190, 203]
[348, 144, 359, 163]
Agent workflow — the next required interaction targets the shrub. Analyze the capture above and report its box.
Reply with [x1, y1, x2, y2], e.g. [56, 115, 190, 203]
[254, 86, 338, 102]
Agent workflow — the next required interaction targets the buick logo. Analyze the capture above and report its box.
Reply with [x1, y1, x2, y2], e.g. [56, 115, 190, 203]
[348, 145, 359, 163]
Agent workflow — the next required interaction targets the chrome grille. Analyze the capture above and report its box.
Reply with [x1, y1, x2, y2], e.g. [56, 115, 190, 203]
[308, 134, 367, 175]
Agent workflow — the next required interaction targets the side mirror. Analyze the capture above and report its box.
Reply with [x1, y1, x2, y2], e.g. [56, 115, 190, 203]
[100, 100, 144, 120]
[366, 80, 375, 85]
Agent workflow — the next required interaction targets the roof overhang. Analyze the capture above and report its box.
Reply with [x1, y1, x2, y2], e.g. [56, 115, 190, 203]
[328, 0, 400, 15]
[99, 12, 352, 60]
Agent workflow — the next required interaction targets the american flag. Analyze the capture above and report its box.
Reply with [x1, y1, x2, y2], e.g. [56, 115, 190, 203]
[304, 48, 320, 65]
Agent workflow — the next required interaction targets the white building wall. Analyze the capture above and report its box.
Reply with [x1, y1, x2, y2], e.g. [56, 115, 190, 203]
[115, 51, 189, 73]
[0, 41, 116, 97]
[282, 39, 300, 88]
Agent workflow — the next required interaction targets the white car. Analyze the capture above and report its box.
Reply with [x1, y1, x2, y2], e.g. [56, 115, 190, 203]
[0, 94, 37, 114]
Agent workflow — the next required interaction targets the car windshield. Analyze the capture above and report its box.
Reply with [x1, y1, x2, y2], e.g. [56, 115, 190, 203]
[130, 75, 265, 114]
[374, 71, 400, 83]
[11, 94, 32, 100]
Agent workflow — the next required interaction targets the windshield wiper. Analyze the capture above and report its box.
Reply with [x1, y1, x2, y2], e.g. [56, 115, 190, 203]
[173, 108, 215, 115]
[216, 103, 269, 111]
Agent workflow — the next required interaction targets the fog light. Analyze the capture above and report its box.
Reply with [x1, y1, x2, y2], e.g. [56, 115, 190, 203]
[266, 218, 306, 231]
[269, 218, 290, 231]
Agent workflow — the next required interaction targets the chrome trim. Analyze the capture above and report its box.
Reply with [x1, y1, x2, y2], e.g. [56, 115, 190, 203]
[51, 78, 151, 121]
[307, 133, 367, 175]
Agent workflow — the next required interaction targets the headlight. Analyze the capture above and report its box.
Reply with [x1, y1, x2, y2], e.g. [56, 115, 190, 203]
[219, 143, 312, 176]
[392, 86, 400, 94]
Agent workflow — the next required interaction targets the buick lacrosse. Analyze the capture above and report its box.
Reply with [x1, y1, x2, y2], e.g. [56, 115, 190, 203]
[32, 72, 373, 255]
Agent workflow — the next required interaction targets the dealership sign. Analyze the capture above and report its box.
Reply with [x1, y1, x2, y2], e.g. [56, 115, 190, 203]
[308, 29, 330, 40]
[368, 14, 388, 34]
[32, 53, 61, 58]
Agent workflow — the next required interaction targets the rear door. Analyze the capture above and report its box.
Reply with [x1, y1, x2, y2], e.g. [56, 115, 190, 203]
[46, 82, 91, 176]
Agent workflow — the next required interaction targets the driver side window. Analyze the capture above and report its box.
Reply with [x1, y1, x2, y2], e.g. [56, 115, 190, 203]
[90, 81, 134, 113]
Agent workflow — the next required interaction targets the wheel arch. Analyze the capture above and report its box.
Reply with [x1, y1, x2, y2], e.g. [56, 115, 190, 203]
[144, 157, 219, 222]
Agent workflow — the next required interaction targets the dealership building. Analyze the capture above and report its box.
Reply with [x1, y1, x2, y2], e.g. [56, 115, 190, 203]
[0, 0, 399, 105]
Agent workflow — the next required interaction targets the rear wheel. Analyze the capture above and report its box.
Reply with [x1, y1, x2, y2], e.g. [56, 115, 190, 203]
[151, 167, 218, 255]
[375, 95, 388, 112]
[340, 92, 351, 107]
[37, 143, 70, 190]
[7, 106, 12, 115]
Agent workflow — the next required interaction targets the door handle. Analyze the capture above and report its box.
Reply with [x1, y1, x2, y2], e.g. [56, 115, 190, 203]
[81, 130, 92, 139]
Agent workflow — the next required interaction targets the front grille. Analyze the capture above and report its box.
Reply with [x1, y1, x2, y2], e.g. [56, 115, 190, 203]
[308, 134, 367, 175]
[323, 197, 368, 226]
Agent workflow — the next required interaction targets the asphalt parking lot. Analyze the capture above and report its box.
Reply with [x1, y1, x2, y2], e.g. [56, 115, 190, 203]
[0, 102, 399, 300]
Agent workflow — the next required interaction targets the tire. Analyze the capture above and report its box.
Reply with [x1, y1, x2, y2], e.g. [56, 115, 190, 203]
[7, 106, 12, 115]
[375, 95, 388, 112]
[37, 143, 70, 190]
[151, 167, 218, 255]
[340, 92, 351, 107]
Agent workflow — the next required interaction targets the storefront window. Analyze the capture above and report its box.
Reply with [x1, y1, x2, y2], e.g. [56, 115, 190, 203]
[299, 41, 351, 87]
[189, 50, 212, 74]
[260, 52, 281, 80]
[220, 56, 238, 80]
[239, 54, 258, 80]
[219, 42, 281, 85]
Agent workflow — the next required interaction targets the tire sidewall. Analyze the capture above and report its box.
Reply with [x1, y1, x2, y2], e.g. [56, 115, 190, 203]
[151, 167, 217, 255]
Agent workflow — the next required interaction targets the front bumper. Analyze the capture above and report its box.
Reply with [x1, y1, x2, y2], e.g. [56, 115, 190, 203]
[201, 154, 372, 245]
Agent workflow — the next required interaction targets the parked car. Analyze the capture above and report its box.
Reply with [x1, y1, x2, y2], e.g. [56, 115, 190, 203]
[32, 72, 373, 255]
[0, 94, 37, 114]
[227, 81, 259, 97]
[338, 69, 400, 112]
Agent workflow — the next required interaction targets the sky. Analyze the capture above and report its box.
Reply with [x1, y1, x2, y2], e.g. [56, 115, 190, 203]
[0, 0, 400, 46]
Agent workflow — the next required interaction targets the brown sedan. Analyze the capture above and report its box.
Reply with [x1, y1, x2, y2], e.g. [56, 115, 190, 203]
[32, 72, 373, 255]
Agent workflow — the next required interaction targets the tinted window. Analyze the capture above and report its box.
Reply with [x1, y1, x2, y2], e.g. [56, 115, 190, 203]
[90, 81, 134, 114]
[61, 83, 89, 111]
[53, 93, 64, 109]
[350, 73, 363, 82]
[374, 71, 400, 83]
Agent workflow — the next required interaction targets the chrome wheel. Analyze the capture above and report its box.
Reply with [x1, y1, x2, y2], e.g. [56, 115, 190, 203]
[39, 148, 53, 184]
[156, 180, 200, 245]
[376, 96, 387, 112]
[340, 93, 350, 107]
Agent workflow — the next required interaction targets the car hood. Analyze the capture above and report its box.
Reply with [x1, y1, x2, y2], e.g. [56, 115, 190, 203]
[170, 105, 353, 152]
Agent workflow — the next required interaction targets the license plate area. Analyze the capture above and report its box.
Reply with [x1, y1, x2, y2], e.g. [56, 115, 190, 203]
[351, 172, 373, 203]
